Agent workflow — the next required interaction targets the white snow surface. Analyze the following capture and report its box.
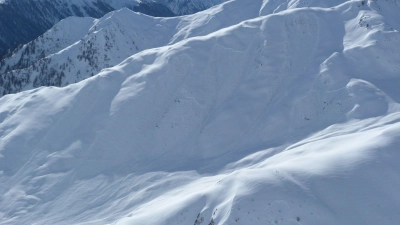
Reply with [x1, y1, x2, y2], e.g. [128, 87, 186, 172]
[0, 0, 266, 95]
[102, 0, 227, 15]
[1, 0, 400, 224]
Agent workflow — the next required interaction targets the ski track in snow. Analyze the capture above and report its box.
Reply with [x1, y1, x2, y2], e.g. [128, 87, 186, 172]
[0, 0, 400, 224]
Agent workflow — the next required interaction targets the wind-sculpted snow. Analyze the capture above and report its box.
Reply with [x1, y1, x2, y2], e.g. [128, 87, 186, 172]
[0, 0, 400, 224]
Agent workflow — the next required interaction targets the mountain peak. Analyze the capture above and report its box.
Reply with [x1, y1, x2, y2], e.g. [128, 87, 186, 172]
[0, 0, 226, 56]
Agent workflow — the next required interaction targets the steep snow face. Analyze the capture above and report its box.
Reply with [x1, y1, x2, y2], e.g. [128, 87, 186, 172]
[0, 0, 400, 224]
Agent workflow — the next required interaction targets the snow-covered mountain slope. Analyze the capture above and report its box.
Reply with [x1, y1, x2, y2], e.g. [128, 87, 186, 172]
[1, 0, 400, 224]
[0, 0, 114, 56]
[103, 0, 226, 16]
[155, 0, 226, 15]
[5, 0, 390, 97]
[0, 17, 96, 73]
[0, 0, 265, 96]
[0, 0, 224, 57]
[101, 0, 176, 17]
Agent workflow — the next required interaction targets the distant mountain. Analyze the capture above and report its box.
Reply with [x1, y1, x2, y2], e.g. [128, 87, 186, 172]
[103, 0, 226, 16]
[0, 0, 224, 57]
[0, 0, 260, 96]
[0, 0, 113, 56]
[148, 0, 226, 15]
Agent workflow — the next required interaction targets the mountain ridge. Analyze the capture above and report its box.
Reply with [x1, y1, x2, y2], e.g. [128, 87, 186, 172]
[0, 0, 264, 96]
[0, 0, 225, 57]
[0, 0, 399, 224]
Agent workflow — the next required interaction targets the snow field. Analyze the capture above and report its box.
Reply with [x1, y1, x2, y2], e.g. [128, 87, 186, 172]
[0, 0, 400, 224]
